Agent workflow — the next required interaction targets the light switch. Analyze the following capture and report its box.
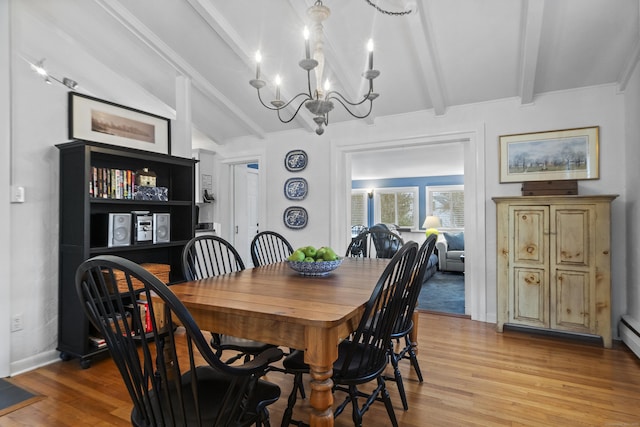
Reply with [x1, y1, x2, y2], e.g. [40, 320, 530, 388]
[11, 185, 25, 203]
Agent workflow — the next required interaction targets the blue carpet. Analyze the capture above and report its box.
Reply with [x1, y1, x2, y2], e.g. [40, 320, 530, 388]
[417, 271, 465, 314]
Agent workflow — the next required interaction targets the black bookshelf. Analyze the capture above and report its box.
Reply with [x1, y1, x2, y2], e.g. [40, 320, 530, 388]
[56, 140, 196, 368]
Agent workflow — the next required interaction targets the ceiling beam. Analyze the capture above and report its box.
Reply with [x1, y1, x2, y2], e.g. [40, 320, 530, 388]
[95, 0, 267, 139]
[187, 0, 317, 133]
[618, 38, 640, 92]
[518, 0, 545, 105]
[406, 1, 447, 116]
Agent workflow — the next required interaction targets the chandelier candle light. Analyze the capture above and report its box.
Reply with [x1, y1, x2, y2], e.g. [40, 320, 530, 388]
[249, 0, 380, 135]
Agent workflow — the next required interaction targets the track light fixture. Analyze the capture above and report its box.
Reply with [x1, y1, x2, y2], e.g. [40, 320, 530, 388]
[31, 59, 78, 90]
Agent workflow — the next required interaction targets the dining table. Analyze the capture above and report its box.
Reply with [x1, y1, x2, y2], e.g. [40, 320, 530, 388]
[169, 257, 420, 427]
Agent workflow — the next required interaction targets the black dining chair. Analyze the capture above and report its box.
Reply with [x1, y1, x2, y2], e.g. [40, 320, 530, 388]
[280, 241, 419, 427]
[182, 235, 278, 364]
[345, 229, 404, 259]
[386, 233, 438, 410]
[76, 255, 283, 427]
[250, 231, 294, 267]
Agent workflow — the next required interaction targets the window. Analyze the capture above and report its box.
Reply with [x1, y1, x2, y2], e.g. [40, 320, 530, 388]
[351, 190, 369, 229]
[374, 187, 418, 229]
[427, 185, 464, 228]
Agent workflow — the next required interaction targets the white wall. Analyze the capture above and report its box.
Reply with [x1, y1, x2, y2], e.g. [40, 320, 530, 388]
[1, 0, 12, 377]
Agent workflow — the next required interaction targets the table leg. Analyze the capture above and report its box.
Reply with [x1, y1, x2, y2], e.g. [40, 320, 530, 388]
[409, 311, 419, 354]
[305, 327, 339, 427]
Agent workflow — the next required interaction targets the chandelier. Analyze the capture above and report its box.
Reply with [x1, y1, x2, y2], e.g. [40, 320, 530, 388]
[249, 0, 380, 135]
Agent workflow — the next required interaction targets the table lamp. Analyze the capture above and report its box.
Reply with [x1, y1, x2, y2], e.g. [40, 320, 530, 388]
[423, 216, 441, 236]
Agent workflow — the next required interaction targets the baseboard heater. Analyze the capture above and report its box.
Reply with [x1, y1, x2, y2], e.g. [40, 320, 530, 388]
[620, 315, 640, 359]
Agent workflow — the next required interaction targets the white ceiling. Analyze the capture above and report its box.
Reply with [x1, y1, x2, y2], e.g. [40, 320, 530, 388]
[20, 0, 640, 145]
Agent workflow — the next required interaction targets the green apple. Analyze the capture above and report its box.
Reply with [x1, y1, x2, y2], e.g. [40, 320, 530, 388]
[323, 247, 337, 261]
[288, 249, 305, 262]
[304, 256, 315, 262]
[303, 246, 317, 258]
[316, 247, 327, 260]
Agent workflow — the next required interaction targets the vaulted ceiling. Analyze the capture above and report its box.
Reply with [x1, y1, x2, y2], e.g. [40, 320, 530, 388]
[21, 0, 640, 144]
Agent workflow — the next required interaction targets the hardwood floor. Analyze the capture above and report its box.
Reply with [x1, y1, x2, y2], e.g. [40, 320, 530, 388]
[3, 312, 640, 426]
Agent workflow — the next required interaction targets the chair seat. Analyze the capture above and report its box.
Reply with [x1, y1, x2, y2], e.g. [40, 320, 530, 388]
[283, 342, 387, 382]
[282, 349, 307, 371]
[132, 366, 281, 427]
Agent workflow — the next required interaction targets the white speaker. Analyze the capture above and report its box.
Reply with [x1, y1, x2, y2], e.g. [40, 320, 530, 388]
[108, 213, 132, 247]
[153, 213, 171, 243]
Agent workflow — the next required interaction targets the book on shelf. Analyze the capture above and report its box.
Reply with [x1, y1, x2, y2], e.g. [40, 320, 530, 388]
[138, 299, 152, 333]
[88, 335, 107, 348]
[90, 166, 137, 200]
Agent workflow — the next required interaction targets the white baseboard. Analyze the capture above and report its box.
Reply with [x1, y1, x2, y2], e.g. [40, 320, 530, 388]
[620, 315, 640, 359]
[10, 349, 60, 377]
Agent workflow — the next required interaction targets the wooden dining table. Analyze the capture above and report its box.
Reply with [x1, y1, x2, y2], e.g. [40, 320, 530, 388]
[169, 257, 415, 427]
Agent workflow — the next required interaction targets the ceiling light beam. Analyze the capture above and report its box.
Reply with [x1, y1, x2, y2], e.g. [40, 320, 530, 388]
[406, 1, 447, 116]
[518, 0, 545, 105]
[617, 38, 640, 92]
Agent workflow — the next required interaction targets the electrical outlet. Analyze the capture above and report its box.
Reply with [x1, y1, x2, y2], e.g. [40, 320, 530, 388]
[11, 314, 23, 332]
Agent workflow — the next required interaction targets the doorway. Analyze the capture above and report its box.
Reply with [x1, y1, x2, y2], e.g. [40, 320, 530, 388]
[331, 127, 487, 321]
[232, 163, 259, 266]
[350, 144, 465, 316]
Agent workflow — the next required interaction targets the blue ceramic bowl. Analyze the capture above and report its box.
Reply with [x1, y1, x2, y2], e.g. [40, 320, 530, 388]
[287, 258, 343, 276]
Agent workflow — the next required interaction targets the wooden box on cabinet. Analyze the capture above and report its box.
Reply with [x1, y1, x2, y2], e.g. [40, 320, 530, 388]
[56, 140, 196, 368]
[493, 195, 617, 348]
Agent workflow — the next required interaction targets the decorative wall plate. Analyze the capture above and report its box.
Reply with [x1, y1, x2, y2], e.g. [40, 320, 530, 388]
[283, 206, 308, 229]
[284, 149, 308, 172]
[284, 177, 308, 201]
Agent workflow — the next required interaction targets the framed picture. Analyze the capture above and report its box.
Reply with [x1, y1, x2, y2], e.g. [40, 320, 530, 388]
[499, 126, 599, 183]
[69, 92, 171, 155]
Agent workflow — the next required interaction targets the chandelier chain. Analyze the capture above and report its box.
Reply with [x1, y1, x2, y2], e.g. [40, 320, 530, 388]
[364, 0, 412, 16]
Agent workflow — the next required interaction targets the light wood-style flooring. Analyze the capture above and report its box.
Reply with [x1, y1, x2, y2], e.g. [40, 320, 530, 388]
[2, 312, 640, 426]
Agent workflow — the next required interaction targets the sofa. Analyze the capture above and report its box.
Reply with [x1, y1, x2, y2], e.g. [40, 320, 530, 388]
[436, 231, 465, 272]
[423, 252, 439, 281]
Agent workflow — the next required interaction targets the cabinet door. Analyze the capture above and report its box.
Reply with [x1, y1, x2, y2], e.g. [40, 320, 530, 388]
[508, 206, 549, 327]
[550, 205, 594, 333]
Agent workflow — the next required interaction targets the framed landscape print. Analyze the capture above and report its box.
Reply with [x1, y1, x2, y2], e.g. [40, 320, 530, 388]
[69, 92, 171, 155]
[499, 126, 599, 183]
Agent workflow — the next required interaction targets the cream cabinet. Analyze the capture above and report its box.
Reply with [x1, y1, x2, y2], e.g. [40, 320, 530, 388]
[493, 195, 617, 348]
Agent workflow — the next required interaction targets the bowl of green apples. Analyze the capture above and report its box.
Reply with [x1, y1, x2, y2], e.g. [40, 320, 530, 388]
[287, 245, 342, 276]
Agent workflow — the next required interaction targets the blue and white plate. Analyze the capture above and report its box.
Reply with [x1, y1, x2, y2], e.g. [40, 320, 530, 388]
[283, 206, 308, 229]
[284, 150, 308, 172]
[284, 177, 308, 200]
